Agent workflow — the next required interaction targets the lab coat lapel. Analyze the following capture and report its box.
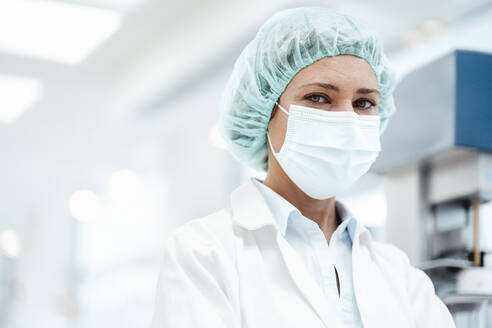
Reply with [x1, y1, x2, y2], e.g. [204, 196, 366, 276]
[275, 231, 345, 327]
[351, 226, 412, 328]
[231, 178, 344, 328]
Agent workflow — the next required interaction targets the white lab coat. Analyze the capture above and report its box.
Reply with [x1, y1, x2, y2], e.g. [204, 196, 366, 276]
[151, 178, 455, 328]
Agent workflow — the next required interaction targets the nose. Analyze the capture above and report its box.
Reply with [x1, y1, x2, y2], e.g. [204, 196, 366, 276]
[331, 100, 355, 112]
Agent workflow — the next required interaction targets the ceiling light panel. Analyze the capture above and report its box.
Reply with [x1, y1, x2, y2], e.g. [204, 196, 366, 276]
[0, 0, 122, 64]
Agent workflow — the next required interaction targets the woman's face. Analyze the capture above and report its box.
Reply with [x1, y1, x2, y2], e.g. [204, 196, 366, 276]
[267, 54, 379, 156]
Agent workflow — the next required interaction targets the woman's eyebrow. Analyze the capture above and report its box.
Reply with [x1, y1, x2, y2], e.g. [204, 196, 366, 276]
[301, 82, 339, 91]
[300, 82, 379, 95]
[357, 88, 379, 95]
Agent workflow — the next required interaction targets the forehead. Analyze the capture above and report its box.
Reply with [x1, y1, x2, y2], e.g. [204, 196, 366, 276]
[290, 54, 377, 87]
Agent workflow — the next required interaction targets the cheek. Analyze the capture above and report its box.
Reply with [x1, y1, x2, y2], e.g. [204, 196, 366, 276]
[373, 104, 380, 115]
[268, 114, 288, 147]
[355, 106, 378, 116]
[273, 114, 288, 135]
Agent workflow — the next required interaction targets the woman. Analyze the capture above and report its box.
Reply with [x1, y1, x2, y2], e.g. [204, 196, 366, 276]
[151, 7, 456, 328]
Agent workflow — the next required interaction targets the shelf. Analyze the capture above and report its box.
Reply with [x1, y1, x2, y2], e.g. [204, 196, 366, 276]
[419, 258, 473, 273]
[443, 293, 492, 306]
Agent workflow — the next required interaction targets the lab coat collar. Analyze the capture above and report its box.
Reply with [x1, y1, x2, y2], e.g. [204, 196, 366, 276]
[230, 177, 372, 248]
[251, 177, 357, 241]
[230, 177, 277, 230]
[250, 177, 299, 236]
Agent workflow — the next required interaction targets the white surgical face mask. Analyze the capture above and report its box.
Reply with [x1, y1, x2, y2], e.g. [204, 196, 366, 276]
[266, 102, 381, 200]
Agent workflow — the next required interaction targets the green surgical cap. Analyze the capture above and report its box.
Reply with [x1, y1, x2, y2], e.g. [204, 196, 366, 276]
[218, 6, 398, 172]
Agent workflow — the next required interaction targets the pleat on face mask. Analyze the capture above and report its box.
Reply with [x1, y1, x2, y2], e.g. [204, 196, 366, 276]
[275, 102, 380, 125]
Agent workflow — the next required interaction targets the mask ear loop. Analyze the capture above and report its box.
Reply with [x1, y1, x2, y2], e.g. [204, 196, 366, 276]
[275, 102, 289, 115]
[266, 131, 278, 156]
[266, 102, 289, 156]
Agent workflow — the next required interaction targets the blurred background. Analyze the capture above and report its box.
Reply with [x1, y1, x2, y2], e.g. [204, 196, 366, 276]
[1, 0, 492, 327]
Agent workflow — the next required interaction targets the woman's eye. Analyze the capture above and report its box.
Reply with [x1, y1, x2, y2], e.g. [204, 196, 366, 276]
[354, 99, 376, 109]
[306, 94, 328, 104]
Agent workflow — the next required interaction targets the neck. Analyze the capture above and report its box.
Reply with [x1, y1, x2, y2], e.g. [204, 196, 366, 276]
[262, 159, 339, 243]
